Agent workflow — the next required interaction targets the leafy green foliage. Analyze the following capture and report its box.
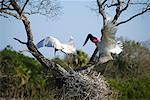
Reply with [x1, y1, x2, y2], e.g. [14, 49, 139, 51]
[0, 46, 55, 99]
[108, 78, 150, 100]
[52, 49, 88, 70]
[71, 50, 88, 68]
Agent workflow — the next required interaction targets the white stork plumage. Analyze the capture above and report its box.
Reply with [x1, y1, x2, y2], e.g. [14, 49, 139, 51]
[36, 36, 76, 55]
[20, 36, 76, 55]
[83, 22, 123, 64]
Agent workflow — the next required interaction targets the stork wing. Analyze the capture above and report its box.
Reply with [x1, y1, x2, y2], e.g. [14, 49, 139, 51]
[110, 41, 123, 54]
[101, 22, 117, 48]
[60, 36, 76, 54]
[36, 36, 62, 50]
[61, 44, 76, 54]
[97, 22, 117, 63]
[36, 37, 51, 48]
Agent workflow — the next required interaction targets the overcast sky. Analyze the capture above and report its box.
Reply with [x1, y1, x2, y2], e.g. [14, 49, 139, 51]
[0, 0, 150, 58]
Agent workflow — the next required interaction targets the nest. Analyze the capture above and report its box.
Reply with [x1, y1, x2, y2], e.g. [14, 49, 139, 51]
[58, 68, 114, 100]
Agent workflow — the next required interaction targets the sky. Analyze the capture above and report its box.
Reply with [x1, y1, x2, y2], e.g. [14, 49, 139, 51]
[0, 0, 150, 58]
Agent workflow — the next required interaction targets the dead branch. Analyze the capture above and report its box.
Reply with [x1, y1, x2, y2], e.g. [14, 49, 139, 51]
[0, 9, 21, 19]
[0, 0, 14, 10]
[117, 7, 150, 26]
[97, 0, 107, 25]
[104, 3, 118, 8]
[129, 2, 150, 5]
[13, 38, 27, 44]
[101, 0, 108, 6]
[20, 0, 29, 15]
[27, 0, 61, 18]
[111, 0, 122, 24]
[120, 0, 131, 13]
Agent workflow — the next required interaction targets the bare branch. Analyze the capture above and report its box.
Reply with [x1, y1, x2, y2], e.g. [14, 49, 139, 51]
[20, 0, 29, 15]
[117, 7, 150, 26]
[104, 3, 118, 8]
[111, 0, 122, 24]
[129, 2, 150, 5]
[13, 38, 27, 44]
[101, 0, 107, 6]
[120, 0, 131, 13]
[0, 0, 14, 10]
[26, 0, 61, 18]
[97, 0, 107, 25]
[0, 9, 21, 19]
[129, 0, 150, 5]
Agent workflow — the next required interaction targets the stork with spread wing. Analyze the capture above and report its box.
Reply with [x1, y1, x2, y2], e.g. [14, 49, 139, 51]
[83, 22, 123, 63]
[20, 36, 76, 55]
[36, 36, 76, 55]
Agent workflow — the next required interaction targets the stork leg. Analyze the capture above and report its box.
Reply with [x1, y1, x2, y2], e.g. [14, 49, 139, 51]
[66, 54, 70, 67]
[89, 47, 98, 64]
[54, 48, 58, 56]
[98, 51, 101, 62]
[66, 54, 74, 68]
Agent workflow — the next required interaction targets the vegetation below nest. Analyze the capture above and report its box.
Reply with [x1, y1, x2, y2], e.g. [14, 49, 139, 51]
[0, 40, 150, 99]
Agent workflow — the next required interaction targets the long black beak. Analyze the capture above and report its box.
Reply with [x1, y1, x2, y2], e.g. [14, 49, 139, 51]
[83, 34, 92, 46]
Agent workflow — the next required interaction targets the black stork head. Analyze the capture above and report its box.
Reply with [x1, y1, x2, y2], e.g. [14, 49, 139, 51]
[83, 34, 100, 46]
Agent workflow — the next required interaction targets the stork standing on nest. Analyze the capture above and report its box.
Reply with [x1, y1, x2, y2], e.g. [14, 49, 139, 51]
[83, 22, 123, 64]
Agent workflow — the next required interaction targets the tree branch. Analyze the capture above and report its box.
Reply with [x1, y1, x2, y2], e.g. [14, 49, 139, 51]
[10, 0, 22, 15]
[129, 2, 150, 5]
[104, 3, 118, 8]
[0, 9, 21, 19]
[0, 0, 14, 11]
[97, 0, 107, 25]
[20, 0, 29, 16]
[120, 0, 131, 13]
[13, 38, 27, 44]
[117, 7, 150, 26]
[101, 0, 107, 6]
[111, 0, 122, 24]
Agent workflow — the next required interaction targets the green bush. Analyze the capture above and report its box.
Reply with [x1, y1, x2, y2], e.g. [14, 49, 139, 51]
[108, 78, 150, 100]
[0, 47, 55, 99]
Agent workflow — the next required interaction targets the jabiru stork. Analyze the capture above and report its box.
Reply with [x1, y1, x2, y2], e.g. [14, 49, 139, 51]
[83, 22, 123, 64]
[20, 36, 76, 55]
[36, 36, 76, 55]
